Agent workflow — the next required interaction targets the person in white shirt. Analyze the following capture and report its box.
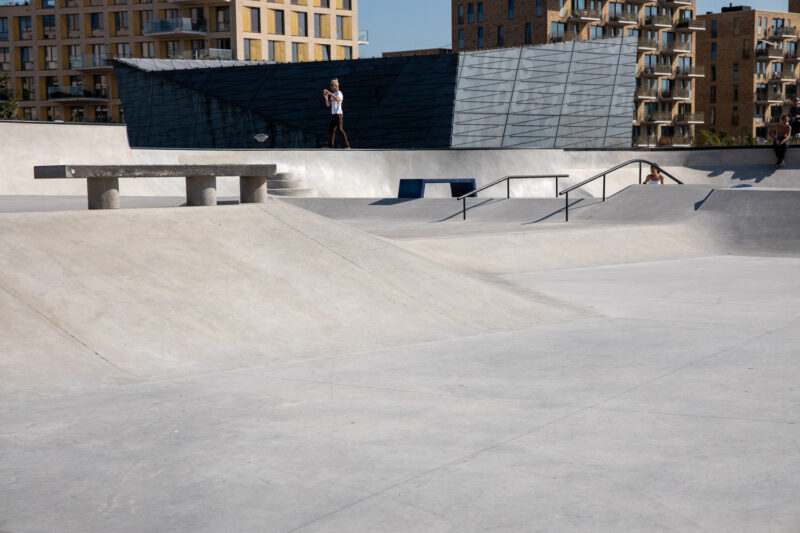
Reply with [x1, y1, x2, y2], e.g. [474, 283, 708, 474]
[323, 78, 350, 149]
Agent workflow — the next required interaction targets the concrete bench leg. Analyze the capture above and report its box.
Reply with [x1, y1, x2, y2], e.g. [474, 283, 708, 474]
[186, 176, 217, 206]
[239, 175, 268, 203]
[87, 178, 120, 210]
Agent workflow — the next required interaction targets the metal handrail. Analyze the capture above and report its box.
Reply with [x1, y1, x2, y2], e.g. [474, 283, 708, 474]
[558, 159, 683, 222]
[456, 174, 569, 220]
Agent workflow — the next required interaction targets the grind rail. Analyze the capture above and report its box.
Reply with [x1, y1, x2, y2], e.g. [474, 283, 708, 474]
[456, 174, 569, 220]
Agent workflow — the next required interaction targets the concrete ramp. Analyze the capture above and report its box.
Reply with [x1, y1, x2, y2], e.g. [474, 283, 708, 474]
[0, 200, 575, 400]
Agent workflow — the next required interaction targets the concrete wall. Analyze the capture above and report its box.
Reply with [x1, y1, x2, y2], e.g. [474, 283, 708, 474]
[0, 121, 793, 200]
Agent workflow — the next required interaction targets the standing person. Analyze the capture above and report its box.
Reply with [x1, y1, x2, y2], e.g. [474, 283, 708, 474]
[323, 79, 350, 149]
[770, 114, 792, 167]
[644, 165, 664, 185]
[790, 97, 800, 138]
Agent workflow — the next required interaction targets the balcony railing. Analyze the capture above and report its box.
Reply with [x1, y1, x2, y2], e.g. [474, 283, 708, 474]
[644, 15, 673, 27]
[607, 12, 638, 25]
[634, 87, 658, 99]
[661, 41, 692, 54]
[661, 88, 691, 100]
[644, 112, 672, 123]
[768, 27, 798, 40]
[785, 52, 800, 63]
[756, 47, 784, 60]
[638, 64, 672, 77]
[659, 0, 692, 5]
[772, 70, 797, 82]
[637, 38, 658, 50]
[69, 53, 114, 69]
[675, 18, 705, 31]
[660, 135, 692, 147]
[634, 135, 658, 147]
[143, 17, 207, 35]
[47, 85, 109, 100]
[675, 66, 704, 77]
[755, 90, 784, 103]
[570, 9, 601, 22]
[548, 32, 579, 44]
[674, 113, 705, 124]
[172, 48, 233, 60]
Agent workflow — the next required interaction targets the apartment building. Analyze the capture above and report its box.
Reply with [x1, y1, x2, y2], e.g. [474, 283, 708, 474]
[0, 0, 358, 122]
[696, 4, 800, 142]
[451, 0, 704, 147]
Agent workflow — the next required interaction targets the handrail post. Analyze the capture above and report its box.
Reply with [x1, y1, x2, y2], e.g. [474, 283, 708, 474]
[565, 191, 569, 222]
[602, 174, 606, 201]
[555, 176, 559, 198]
[463, 197, 466, 220]
[507, 178, 510, 199]
[639, 161, 642, 184]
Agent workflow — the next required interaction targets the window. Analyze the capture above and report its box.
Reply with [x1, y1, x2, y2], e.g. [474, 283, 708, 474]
[468, 3, 474, 24]
[41, 15, 56, 38]
[0, 47, 9, 70]
[116, 42, 129, 58]
[458, 5, 464, 25]
[44, 45, 57, 69]
[140, 41, 154, 57]
[273, 10, 285, 35]
[0, 18, 8, 41]
[508, 0, 514, 20]
[731, 106, 739, 126]
[20, 46, 33, 70]
[524, 23, 531, 44]
[710, 20, 717, 38]
[732, 85, 738, 101]
[478, 2, 484, 22]
[458, 29, 464, 49]
[244, 38, 262, 60]
[734, 18, 740, 36]
[710, 64, 715, 81]
[114, 11, 128, 32]
[216, 7, 229, 32]
[477, 27, 484, 48]
[710, 42, 716, 60]
[20, 77, 34, 101]
[710, 107, 715, 125]
[733, 62, 738, 81]
[497, 25, 504, 46]
[339, 0, 351, 10]
[295, 11, 307, 36]
[319, 44, 330, 60]
[536, 0, 542, 17]
[18, 16, 32, 40]
[709, 86, 716, 103]
[590, 25, 603, 39]
[91, 13, 103, 31]
[245, 7, 260, 33]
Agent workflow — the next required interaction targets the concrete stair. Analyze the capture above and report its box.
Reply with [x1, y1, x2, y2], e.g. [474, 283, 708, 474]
[268, 172, 314, 197]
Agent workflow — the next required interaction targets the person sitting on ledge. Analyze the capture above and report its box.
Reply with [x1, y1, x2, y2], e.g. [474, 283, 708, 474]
[644, 165, 664, 185]
[770, 114, 792, 167]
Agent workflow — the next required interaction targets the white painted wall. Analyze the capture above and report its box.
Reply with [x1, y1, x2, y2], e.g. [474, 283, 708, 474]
[0, 121, 792, 200]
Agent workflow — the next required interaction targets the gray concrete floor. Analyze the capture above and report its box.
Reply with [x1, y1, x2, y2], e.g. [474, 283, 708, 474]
[1, 191, 799, 532]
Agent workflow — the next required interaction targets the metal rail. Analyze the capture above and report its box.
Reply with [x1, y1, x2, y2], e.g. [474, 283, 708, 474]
[456, 174, 569, 220]
[558, 159, 683, 222]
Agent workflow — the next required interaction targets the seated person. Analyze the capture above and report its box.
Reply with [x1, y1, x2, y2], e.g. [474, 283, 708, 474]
[770, 115, 792, 167]
[644, 165, 664, 185]
[790, 97, 800, 137]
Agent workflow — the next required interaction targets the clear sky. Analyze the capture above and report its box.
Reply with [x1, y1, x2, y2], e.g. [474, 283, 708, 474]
[357, 0, 790, 58]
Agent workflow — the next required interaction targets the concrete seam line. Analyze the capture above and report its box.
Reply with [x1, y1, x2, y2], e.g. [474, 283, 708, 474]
[0, 277, 140, 378]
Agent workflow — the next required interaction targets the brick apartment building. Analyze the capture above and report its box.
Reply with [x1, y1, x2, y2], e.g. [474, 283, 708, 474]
[451, 0, 704, 147]
[0, 0, 358, 122]
[696, 2, 800, 142]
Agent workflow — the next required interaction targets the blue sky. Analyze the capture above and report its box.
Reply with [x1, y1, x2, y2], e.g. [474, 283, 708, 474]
[358, 0, 790, 58]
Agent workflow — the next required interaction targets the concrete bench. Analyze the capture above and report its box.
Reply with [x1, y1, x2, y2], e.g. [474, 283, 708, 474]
[398, 178, 477, 199]
[33, 164, 277, 210]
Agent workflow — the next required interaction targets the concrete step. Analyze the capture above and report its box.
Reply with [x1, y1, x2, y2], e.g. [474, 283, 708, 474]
[267, 179, 300, 189]
[268, 188, 315, 197]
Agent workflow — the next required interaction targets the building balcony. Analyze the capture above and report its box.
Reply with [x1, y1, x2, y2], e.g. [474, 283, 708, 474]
[785, 52, 800, 63]
[548, 31, 579, 44]
[644, 15, 673, 28]
[755, 90, 784, 103]
[675, 66, 704, 78]
[171, 0, 229, 5]
[143, 17, 207, 37]
[675, 18, 705, 32]
[634, 87, 658, 100]
[756, 47, 784, 60]
[771, 71, 797, 83]
[768, 27, 798, 40]
[674, 113, 704, 124]
[634, 135, 657, 148]
[660, 135, 692, 147]
[644, 112, 672, 123]
[638, 64, 672, 77]
[659, 0, 692, 6]
[47, 85, 109, 103]
[661, 88, 691, 101]
[569, 9, 601, 23]
[660, 41, 692, 54]
[171, 48, 233, 60]
[607, 12, 638, 26]
[638, 38, 658, 51]
[69, 53, 114, 71]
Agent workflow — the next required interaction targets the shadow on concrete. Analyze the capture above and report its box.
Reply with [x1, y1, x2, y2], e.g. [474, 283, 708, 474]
[686, 165, 779, 184]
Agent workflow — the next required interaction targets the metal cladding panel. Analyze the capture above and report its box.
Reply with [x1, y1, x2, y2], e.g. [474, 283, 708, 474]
[451, 37, 637, 149]
[116, 54, 460, 149]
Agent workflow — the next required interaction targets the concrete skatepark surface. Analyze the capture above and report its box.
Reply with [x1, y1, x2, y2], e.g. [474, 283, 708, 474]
[2, 184, 800, 532]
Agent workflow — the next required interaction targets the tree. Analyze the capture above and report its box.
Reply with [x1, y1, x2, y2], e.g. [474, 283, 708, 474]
[0, 71, 19, 120]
